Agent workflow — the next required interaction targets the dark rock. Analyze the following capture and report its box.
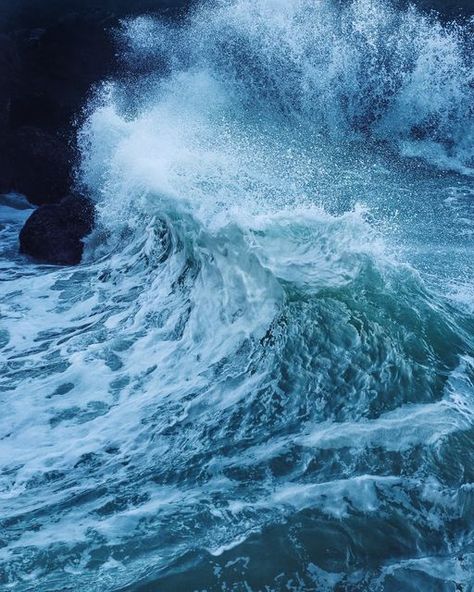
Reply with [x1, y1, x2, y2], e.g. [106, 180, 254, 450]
[9, 89, 67, 132]
[413, 0, 474, 19]
[0, 34, 20, 133]
[0, 15, 119, 207]
[19, 195, 95, 265]
[0, 126, 73, 204]
[0, 1, 191, 34]
[13, 15, 117, 129]
[2, 1, 193, 265]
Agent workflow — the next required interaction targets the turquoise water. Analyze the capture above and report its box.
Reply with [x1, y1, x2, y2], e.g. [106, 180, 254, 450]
[1, 1, 473, 590]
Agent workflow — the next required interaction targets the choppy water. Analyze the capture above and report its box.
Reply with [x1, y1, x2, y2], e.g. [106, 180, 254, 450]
[1, 1, 474, 590]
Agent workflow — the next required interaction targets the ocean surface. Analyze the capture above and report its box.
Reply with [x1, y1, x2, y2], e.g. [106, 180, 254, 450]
[1, 1, 474, 590]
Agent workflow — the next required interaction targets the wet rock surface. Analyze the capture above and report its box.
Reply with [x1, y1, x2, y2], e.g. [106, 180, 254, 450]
[19, 195, 95, 265]
[0, 1, 190, 263]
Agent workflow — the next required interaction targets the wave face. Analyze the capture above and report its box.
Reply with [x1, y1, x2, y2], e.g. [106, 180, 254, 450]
[1, 1, 474, 590]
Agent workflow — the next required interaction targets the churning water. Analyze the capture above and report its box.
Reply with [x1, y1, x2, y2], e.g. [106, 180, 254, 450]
[1, 0, 474, 590]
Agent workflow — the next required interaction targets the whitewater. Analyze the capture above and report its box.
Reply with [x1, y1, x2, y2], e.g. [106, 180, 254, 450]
[1, 0, 474, 590]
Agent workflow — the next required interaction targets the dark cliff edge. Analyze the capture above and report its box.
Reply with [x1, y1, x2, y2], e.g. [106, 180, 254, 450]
[0, 0, 191, 265]
[0, 0, 471, 265]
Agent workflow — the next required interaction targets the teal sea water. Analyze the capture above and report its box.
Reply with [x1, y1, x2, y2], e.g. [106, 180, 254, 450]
[1, 1, 474, 590]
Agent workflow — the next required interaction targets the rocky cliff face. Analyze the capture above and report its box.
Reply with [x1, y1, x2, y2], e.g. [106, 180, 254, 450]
[0, 1, 191, 264]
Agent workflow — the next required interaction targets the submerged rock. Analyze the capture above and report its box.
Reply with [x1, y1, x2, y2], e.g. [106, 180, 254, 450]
[19, 195, 95, 265]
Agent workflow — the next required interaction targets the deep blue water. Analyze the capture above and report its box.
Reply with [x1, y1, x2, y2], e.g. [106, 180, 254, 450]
[1, 1, 474, 590]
